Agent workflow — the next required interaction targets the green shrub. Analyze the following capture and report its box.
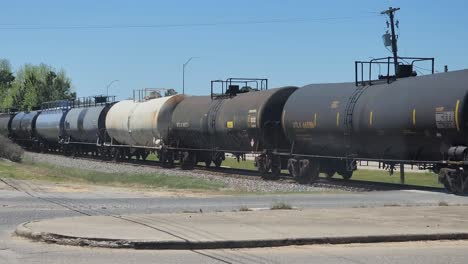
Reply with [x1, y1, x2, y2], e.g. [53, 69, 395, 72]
[270, 201, 293, 210]
[0, 135, 23, 162]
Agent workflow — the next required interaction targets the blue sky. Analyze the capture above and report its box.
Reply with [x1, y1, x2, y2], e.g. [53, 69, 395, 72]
[1, 0, 467, 99]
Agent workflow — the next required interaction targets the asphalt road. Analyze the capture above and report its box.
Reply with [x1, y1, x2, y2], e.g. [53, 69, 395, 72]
[1, 179, 468, 263]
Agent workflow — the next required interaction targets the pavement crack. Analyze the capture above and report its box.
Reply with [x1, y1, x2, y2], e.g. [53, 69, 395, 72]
[113, 215, 190, 242]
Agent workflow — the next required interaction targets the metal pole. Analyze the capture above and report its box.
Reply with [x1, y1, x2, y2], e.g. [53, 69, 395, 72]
[182, 57, 198, 95]
[182, 64, 185, 95]
[400, 164, 405, 184]
[106, 79, 119, 97]
[381, 7, 400, 76]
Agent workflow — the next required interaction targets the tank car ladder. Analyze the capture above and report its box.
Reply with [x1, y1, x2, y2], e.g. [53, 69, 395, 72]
[207, 99, 224, 150]
[343, 85, 369, 137]
[343, 85, 369, 171]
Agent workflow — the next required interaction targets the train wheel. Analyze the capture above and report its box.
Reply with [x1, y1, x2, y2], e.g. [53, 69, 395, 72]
[167, 152, 175, 167]
[213, 154, 223, 168]
[181, 151, 196, 170]
[439, 168, 468, 195]
[338, 170, 353, 180]
[270, 165, 281, 180]
[268, 155, 282, 180]
[159, 150, 166, 164]
[71, 146, 77, 158]
[297, 160, 310, 184]
[323, 168, 336, 179]
[287, 158, 300, 178]
[337, 160, 355, 180]
[296, 159, 319, 184]
[256, 154, 270, 179]
[141, 151, 149, 161]
[205, 160, 212, 168]
[160, 150, 174, 168]
[112, 148, 120, 162]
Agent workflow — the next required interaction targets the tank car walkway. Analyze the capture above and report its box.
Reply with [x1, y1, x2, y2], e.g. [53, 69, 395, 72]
[16, 206, 468, 250]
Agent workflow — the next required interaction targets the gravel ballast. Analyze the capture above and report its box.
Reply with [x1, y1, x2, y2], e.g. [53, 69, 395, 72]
[24, 152, 343, 193]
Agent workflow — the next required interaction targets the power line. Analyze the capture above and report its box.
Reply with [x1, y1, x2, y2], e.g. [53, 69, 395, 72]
[0, 15, 379, 30]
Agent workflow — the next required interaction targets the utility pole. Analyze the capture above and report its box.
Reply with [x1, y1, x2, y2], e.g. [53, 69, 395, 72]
[381, 7, 400, 75]
[106, 79, 119, 97]
[182, 57, 198, 95]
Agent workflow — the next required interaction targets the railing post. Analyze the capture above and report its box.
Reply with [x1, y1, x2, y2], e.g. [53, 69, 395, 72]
[400, 164, 405, 184]
[361, 63, 364, 85]
[355, 62, 358, 86]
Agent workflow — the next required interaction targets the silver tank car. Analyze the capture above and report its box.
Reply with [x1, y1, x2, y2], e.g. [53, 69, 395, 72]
[105, 95, 185, 147]
[282, 69, 468, 162]
[0, 113, 14, 137]
[36, 108, 70, 143]
[10, 111, 40, 140]
[64, 105, 111, 143]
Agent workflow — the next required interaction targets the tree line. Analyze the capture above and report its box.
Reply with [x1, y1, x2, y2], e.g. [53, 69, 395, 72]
[0, 58, 75, 111]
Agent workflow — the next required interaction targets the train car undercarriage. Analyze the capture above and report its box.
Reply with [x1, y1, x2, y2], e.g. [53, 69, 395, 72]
[10, 136, 468, 195]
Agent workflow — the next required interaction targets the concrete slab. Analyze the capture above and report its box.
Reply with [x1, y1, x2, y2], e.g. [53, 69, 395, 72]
[15, 206, 468, 249]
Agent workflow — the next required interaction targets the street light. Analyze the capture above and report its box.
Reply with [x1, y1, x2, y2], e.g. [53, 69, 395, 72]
[106, 79, 119, 97]
[182, 57, 199, 95]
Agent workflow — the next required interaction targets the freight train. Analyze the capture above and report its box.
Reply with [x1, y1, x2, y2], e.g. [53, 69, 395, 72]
[1, 61, 468, 194]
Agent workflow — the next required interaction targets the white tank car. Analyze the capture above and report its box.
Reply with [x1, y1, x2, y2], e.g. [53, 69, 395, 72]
[105, 95, 185, 147]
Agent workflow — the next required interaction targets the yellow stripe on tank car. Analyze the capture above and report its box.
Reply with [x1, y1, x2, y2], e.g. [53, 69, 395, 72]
[455, 99, 460, 131]
[336, 112, 340, 127]
[412, 109, 416, 126]
[369, 111, 373, 127]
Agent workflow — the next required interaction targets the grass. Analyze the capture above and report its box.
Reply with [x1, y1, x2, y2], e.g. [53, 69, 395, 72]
[383, 203, 401, 207]
[221, 157, 257, 170]
[239, 206, 252, 212]
[349, 169, 442, 188]
[270, 201, 293, 210]
[0, 160, 225, 191]
[438, 201, 449, 206]
[98, 152, 443, 188]
[221, 157, 442, 188]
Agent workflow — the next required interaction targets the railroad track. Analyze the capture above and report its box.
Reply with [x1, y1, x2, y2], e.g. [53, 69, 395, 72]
[26, 151, 446, 193]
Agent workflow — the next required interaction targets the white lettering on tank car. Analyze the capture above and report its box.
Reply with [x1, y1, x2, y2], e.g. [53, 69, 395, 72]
[435, 111, 455, 129]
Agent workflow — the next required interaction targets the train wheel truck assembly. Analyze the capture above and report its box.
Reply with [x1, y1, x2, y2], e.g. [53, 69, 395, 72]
[439, 146, 468, 194]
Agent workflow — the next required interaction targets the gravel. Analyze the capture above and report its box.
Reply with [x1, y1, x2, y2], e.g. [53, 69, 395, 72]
[23, 152, 347, 193]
